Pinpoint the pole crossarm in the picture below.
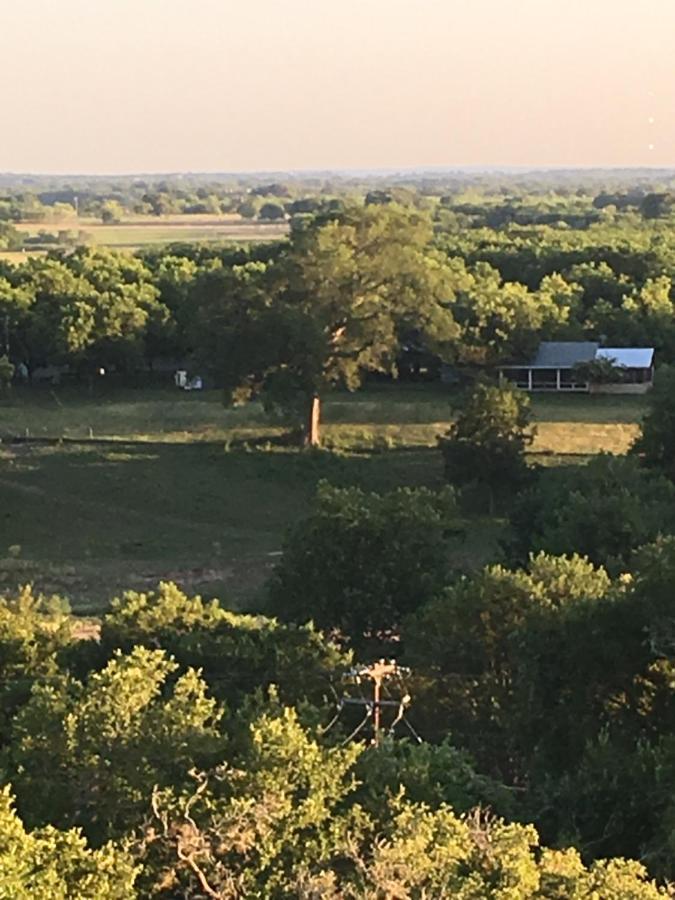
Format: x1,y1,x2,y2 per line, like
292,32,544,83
343,659,414,747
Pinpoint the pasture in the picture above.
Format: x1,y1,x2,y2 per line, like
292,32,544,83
6,214,288,253
0,383,646,612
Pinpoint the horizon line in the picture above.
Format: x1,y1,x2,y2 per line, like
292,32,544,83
1,164,675,180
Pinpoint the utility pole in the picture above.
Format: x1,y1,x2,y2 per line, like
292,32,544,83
343,659,411,747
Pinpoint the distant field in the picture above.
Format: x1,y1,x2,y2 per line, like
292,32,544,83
2,214,288,257
0,383,646,611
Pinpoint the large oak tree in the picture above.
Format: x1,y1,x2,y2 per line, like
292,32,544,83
198,203,461,445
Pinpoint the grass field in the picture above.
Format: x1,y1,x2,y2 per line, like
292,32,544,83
0,383,646,612
2,215,288,256
0,383,644,451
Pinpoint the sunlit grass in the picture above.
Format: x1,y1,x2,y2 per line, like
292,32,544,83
0,382,646,611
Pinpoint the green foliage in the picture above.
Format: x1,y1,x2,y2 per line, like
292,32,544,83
535,734,675,875
641,192,675,220
439,380,534,504
0,787,137,899
96,581,350,709
135,704,670,898
193,203,462,443
1,570,674,891
100,199,125,224
573,356,626,384
589,278,675,357
449,263,574,365
9,249,167,373
0,221,23,250
269,482,460,652
7,646,223,844
2,173,675,891
403,553,612,776
634,365,675,477
0,587,73,732
258,201,286,220
510,454,675,567
336,803,669,899
137,705,362,897
354,737,514,820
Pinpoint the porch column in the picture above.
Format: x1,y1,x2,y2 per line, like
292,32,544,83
527,369,533,391
556,368,561,391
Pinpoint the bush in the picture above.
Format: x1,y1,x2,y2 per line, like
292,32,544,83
94,581,349,709
269,482,461,653
634,365,675,478
439,381,534,510
510,454,675,568
403,553,612,775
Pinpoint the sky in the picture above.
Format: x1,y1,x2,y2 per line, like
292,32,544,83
2,0,674,174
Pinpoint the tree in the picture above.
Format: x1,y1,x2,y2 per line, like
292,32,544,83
510,454,675,567
91,581,350,710
0,222,23,251
641,192,674,220
439,380,534,508
203,204,461,446
258,201,286,221
136,705,362,897
403,552,612,776
573,356,625,385
7,646,223,845
135,701,669,898
520,539,675,873
354,737,513,821
634,365,675,477
269,482,460,652
236,198,259,219
100,200,125,224
13,250,167,373
0,274,34,359
589,278,675,359
0,787,137,899
0,587,73,735
450,264,573,365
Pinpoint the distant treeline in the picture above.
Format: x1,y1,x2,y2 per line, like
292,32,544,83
0,198,673,356
0,169,673,230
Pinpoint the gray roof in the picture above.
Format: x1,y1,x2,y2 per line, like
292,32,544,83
501,341,655,370
532,342,599,367
502,342,598,369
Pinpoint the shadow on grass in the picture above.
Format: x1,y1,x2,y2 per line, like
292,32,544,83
0,438,448,612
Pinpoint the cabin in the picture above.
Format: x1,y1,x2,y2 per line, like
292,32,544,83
498,342,654,394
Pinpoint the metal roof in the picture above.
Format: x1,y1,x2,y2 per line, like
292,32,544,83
500,342,654,370
595,347,654,368
501,342,598,369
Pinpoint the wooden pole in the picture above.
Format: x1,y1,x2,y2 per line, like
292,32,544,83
306,394,321,447
373,675,381,746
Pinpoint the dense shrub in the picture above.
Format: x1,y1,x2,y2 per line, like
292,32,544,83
269,482,461,652
95,581,350,709
439,381,534,509
509,454,675,567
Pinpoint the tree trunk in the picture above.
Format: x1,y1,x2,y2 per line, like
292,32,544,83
305,394,321,447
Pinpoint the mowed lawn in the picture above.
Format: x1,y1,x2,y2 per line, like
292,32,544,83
0,383,646,612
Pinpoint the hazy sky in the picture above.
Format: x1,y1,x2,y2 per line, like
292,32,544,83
3,0,674,173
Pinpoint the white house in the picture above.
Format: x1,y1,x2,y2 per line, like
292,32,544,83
498,342,654,394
